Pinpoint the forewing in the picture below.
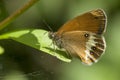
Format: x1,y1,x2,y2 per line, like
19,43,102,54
57,9,107,35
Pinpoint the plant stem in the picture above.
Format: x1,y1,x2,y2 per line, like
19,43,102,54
0,0,39,30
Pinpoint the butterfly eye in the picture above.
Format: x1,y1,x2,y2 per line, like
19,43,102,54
84,33,89,38
48,32,56,39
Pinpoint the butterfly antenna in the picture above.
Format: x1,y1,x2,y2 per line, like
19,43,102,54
42,19,53,32
42,19,57,53
41,19,58,55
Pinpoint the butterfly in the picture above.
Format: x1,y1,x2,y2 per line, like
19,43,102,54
49,9,107,65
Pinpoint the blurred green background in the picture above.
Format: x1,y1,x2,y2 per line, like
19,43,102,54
0,0,120,80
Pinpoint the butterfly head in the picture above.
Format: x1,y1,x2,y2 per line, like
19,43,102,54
48,32,63,49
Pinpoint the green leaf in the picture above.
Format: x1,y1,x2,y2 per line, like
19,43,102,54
0,46,4,55
0,29,71,62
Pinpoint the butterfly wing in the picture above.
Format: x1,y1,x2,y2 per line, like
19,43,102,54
60,31,106,65
57,9,107,35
